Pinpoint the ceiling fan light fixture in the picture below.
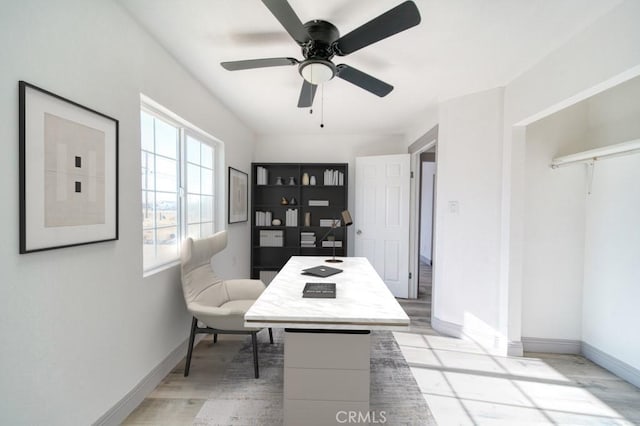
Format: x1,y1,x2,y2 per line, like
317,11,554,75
299,59,335,85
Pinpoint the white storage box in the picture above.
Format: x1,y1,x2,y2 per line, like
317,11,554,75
259,230,284,247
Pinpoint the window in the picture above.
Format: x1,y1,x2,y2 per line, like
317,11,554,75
140,102,221,273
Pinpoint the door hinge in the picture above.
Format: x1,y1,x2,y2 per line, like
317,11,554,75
410,171,414,178
409,272,412,279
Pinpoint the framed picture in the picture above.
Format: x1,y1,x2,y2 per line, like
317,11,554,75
228,167,248,224
19,81,119,253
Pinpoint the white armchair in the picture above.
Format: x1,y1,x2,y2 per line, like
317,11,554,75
180,230,273,378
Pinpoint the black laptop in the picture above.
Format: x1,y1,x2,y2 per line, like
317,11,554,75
301,265,343,278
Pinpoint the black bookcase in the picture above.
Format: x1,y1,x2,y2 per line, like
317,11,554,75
251,162,348,281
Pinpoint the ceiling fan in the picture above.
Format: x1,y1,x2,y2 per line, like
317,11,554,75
221,0,421,108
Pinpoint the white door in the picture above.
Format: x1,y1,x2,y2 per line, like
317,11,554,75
355,154,410,297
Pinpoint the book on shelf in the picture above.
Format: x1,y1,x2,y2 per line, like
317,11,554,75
308,200,329,206
300,231,316,246
256,166,269,185
321,240,343,248
302,282,336,298
255,210,273,226
285,208,298,227
323,169,344,186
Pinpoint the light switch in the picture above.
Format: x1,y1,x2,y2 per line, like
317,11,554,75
448,201,459,214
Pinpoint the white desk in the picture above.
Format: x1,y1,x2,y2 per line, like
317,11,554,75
245,256,409,426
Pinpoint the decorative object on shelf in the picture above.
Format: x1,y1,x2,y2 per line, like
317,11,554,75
275,176,283,185
19,81,119,253
310,175,317,185
304,211,311,227
271,218,282,226
289,196,297,205
287,176,296,185
228,167,249,223
302,172,310,186
319,210,353,263
280,197,289,205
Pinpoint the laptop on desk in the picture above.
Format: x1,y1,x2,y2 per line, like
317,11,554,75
301,265,343,278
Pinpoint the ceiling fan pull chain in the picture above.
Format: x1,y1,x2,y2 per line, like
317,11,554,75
320,84,325,128
310,65,314,114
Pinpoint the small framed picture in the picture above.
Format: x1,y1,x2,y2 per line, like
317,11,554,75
228,167,248,223
19,81,119,253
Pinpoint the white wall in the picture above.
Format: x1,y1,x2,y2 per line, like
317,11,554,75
255,133,405,255
433,87,505,347
521,103,588,340
0,1,254,424
583,155,640,370
420,161,436,262
582,76,640,371
503,0,640,350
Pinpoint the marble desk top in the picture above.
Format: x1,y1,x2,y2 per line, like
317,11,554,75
245,256,410,330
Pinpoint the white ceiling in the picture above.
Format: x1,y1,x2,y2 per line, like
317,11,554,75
119,0,621,136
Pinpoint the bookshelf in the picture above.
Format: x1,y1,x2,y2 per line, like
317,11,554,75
251,162,348,282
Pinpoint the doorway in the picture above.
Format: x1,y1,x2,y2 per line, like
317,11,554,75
408,125,437,329
417,152,435,322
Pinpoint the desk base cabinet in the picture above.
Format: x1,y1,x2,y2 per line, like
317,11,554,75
283,330,371,426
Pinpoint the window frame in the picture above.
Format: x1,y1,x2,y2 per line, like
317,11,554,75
140,96,224,276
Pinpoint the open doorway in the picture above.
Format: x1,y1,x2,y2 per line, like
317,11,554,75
407,125,437,331
417,151,436,322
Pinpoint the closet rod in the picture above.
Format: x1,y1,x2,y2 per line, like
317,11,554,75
551,138,640,169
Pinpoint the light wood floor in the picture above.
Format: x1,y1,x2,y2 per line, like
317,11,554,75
124,262,640,425
395,262,640,425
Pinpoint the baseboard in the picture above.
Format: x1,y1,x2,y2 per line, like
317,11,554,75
93,335,199,426
507,341,524,357
433,316,524,356
431,316,463,338
582,342,640,389
522,337,582,354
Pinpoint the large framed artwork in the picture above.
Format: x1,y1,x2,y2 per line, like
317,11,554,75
228,167,248,224
19,81,119,253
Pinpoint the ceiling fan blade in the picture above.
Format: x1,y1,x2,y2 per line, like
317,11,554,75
262,0,310,45
336,64,393,97
221,57,298,71
297,80,317,108
334,1,421,56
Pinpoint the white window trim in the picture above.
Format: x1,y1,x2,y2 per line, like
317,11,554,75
141,94,225,276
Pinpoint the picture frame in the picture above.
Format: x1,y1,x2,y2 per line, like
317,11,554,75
228,167,248,224
19,81,119,253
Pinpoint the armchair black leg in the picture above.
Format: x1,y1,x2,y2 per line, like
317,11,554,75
213,334,218,344
251,331,259,378
184,317,198,377
268,328,274,344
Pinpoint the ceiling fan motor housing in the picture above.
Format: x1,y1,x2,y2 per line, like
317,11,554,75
301,20,340,60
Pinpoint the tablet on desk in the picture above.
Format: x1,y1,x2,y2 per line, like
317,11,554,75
301,265,343,278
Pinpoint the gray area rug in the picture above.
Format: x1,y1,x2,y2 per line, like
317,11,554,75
194,329,436,425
